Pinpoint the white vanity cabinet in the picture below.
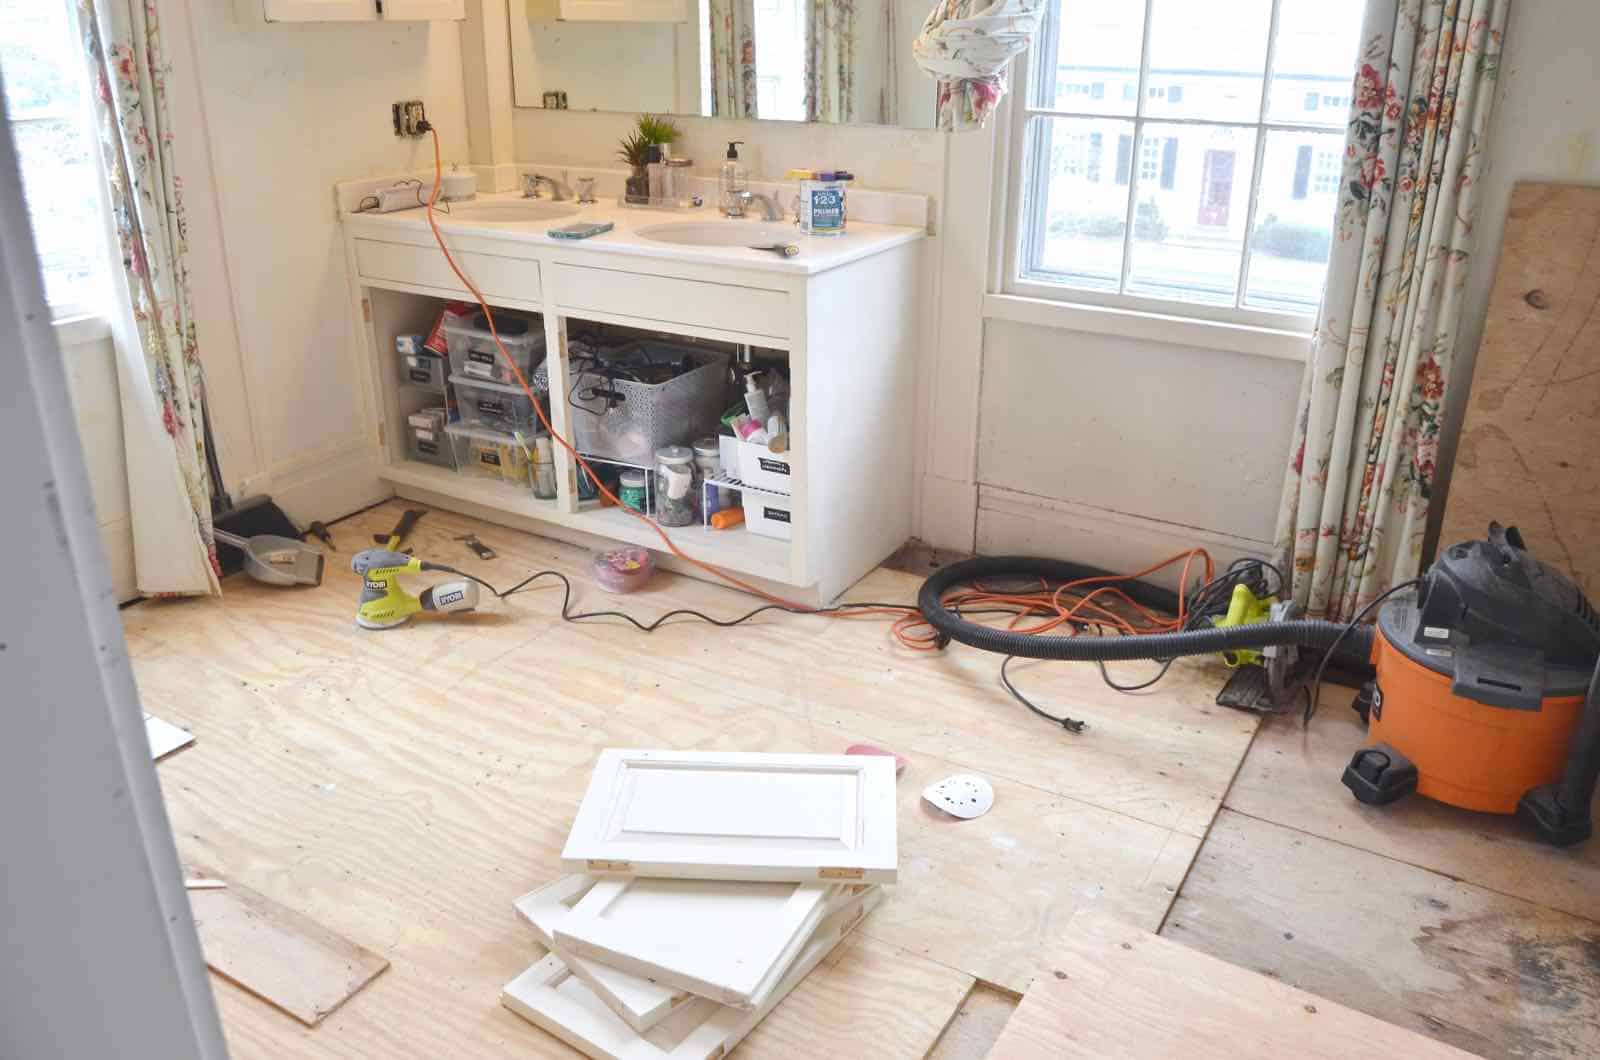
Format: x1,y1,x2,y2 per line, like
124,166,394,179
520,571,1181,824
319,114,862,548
340,201,923,604
260,0,464,23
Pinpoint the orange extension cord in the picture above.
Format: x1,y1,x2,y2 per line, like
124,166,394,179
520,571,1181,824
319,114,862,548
420,128,1214,650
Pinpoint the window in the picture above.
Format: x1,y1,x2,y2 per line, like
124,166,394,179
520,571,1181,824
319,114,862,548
1010,0,1363,323
1311,149,1340,195
0,0,107,316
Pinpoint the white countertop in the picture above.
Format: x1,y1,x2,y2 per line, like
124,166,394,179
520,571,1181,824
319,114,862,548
341,192,926,277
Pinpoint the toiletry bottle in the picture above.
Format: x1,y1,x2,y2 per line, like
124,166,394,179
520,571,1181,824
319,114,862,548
744,372,771,422
666,155,693,206
646,144,665,203
720,141,748,216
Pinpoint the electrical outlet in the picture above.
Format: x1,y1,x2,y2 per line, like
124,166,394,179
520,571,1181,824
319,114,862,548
391,100,428,138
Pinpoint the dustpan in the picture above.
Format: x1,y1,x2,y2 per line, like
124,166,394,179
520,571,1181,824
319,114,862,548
212,529,325,587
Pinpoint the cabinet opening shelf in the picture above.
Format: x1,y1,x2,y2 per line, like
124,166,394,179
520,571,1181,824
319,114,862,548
380,460,793,584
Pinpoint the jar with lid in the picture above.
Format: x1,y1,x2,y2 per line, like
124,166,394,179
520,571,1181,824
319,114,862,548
531,436,557,500
653,445,698,526
618,469,648,512
692,436,723,515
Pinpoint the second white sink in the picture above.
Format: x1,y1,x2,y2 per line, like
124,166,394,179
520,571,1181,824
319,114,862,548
637,222,798,248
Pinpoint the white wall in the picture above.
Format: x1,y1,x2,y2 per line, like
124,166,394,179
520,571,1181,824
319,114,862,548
1431,0,1600,552
166,1,472,525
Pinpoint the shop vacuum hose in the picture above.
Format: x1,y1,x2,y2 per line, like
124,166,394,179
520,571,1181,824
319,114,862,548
917,556,1369,662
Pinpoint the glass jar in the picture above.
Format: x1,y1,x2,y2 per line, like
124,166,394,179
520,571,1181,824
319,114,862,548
653,445,697,526
619,469,648,512
692,436,722,515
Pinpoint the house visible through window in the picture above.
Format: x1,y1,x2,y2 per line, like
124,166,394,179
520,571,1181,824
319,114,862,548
1011,0,1364,322
0,0,107,317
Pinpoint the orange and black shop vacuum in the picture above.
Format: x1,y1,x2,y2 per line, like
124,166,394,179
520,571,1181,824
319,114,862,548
917,523,1600,846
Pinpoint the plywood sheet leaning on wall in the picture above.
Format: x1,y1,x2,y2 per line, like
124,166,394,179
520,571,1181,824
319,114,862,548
1442,182,1600,596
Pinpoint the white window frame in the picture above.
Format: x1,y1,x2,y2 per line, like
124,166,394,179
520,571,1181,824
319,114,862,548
3,1,112,323
1001,0,1349,335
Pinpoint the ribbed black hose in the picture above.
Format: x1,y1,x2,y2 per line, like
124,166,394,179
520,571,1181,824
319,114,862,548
918,556,1369,662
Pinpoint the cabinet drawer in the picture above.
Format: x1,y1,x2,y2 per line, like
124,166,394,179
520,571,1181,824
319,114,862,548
553,263,787,339
355,239,542,303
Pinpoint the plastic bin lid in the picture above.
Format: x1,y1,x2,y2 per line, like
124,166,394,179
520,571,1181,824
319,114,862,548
444,422,532,444
444,311,533,336
448,373,538,395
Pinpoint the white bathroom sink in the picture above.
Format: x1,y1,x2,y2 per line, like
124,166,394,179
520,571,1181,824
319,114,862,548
636,222,798,249
445,200,580,223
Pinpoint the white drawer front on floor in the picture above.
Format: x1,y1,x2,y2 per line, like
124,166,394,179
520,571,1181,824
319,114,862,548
553,264,787,339
560,749,898,882
355,239,542,303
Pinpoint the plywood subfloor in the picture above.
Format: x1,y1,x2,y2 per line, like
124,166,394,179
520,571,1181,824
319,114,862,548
1441,181,1600,598
1164,681,1600,1060
126,500,1254,1058
992,910,1474,1058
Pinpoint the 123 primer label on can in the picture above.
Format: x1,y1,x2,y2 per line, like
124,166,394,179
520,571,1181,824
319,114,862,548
807,188,844,232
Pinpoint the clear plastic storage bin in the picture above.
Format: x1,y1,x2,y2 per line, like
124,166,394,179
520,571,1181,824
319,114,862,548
399,350,448,390
568,340,729,466
451,374,542,434
446,423,532,487
444,311,546,385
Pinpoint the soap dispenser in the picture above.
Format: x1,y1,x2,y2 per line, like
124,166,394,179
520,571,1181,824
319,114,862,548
720,141,748,217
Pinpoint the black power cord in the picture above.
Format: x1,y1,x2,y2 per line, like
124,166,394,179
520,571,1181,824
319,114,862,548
428,564,923,633
994,557,1286,733
1303,578,1422,725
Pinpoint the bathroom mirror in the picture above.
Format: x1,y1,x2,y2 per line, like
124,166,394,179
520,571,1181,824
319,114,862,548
509,0,939,129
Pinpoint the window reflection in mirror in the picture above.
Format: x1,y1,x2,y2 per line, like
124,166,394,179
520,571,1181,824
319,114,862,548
509,0,940,129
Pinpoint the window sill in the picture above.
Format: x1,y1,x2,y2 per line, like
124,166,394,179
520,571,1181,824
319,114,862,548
983,293,1312,363
53,312,113,348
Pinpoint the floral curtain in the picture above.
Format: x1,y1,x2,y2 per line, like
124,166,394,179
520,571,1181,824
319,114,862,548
882,2,900,125
708,0,758,120
1276,0,1509,621
912,0,1045,131
79,0,219,596
805,0,856,124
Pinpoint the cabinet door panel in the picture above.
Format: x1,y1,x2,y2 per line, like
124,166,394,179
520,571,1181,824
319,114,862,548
263,0,375,21
381,0,465,19
559,749,898,882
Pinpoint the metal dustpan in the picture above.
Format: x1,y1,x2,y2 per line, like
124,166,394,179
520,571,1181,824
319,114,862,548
212,529,325,587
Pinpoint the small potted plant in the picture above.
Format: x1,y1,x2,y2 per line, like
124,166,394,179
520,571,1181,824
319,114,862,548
618,114,682,205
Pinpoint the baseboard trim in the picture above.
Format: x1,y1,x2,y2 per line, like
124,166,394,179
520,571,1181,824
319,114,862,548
976,485,1274,589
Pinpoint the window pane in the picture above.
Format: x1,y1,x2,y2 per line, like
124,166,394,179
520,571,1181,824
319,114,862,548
1,1,105,312
1022,116,1132,292
1243,130,1341,314
13,118,105,309
0,2,79,120
1034,0,1144,116
1144,0,1272,122
1264,0,1365,127
1126,123,1257,306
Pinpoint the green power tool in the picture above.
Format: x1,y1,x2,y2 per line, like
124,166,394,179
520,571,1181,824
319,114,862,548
352,549,481,630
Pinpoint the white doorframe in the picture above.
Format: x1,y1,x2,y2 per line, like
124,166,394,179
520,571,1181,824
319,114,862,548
0,102,227,1060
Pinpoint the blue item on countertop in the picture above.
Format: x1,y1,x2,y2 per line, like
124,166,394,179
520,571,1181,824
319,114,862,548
550,221,615,240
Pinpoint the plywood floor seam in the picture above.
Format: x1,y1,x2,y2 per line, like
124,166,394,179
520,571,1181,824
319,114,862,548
127,500,1252,1058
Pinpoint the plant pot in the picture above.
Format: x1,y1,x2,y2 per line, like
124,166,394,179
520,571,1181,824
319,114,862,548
625,168,649,205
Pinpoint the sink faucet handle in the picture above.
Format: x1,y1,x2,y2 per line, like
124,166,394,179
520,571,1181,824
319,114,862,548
521,172,542,199
574,176,597,204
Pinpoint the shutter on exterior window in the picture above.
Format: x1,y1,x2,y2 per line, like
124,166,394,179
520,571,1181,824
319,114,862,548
1115,135,1132,185
1293,145,1312,200
1160,139,1178,189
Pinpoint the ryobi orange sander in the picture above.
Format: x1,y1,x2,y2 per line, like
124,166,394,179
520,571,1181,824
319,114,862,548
916,523,1600,845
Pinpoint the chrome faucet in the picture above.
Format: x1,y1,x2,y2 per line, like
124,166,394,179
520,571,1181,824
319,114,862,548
724,190,783,222
523,172,573,201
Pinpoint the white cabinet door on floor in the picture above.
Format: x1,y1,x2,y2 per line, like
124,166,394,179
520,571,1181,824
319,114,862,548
551,0,689,22
261,0,464,20
380,0,465,18
560,750,899,883
262,0,374,19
